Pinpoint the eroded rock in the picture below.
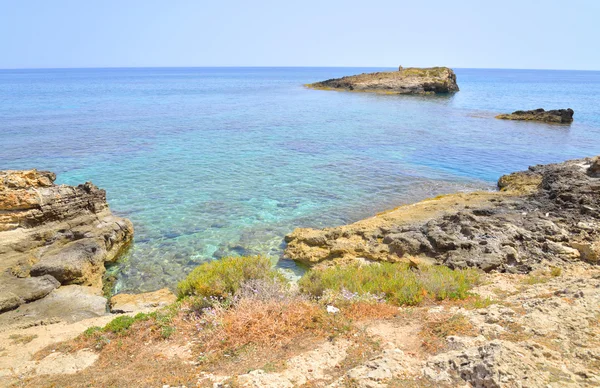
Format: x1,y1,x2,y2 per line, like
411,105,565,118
0,274,60,312
0,170,133,324
285,156,600,272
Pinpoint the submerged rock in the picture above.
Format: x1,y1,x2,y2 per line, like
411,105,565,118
496,108,574,123
0,170,133,322
285,156,600,273
307,67,459,95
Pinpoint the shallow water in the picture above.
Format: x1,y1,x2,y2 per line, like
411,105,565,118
1,67,599,292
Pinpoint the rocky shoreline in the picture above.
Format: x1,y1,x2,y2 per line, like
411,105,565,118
0,170,146,330
1,156,599,387
285,156,600,272
307,67,459,95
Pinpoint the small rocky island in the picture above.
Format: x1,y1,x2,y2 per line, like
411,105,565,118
496,108,574,123
0,170,136,327
307,66,459,95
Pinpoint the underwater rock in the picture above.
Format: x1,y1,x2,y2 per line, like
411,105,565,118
307,67,459,95
495,108,574,123
285,156,600,273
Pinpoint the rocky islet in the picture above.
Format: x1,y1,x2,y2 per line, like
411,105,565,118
307,66,459,95
496,108,575,123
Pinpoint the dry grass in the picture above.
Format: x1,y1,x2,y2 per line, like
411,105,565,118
8,334,38,344
21,312,198,387
419,313,475,354
197,298,330,359
340,301,400,321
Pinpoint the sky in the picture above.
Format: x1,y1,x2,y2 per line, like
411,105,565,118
1,0,598,70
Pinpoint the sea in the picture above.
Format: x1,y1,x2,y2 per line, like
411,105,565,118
1,67,599,292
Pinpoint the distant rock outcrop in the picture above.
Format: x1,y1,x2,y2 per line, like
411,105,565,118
496,108,574,123
285,156,600,273
307,67,459,95
0,170,133,324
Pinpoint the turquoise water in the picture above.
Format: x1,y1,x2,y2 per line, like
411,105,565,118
1,67,600,292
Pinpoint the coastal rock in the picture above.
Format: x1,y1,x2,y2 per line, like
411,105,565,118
0,170,133,321
285,156,600,273
0,274,60,313
589,156,600,177
496,108,574,123
30,240,107,288
109,288,177,313
307,67,459,95
0,286,108,331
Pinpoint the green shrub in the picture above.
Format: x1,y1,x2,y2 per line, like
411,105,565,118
103,315,137,334
177,256,284,299
299,262,479,306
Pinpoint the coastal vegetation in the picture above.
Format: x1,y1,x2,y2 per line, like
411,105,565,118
176,255,284,299
299,262,479,305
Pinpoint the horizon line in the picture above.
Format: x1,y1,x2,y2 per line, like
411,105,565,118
1,65,599,72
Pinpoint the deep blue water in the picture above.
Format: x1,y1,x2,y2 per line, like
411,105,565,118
1,67,599,292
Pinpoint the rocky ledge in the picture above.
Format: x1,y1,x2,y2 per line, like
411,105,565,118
285,156,600,272
307,66,459,95
496,108,574,123
0,170,134,327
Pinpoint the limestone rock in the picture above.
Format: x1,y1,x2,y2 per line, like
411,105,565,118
285,156,600,272
0,169,133,325
0,293,23,314
307,67,459,95
424,340,545,387
0,286,107,330
34,349,98,376
496,108,574,123
0,274,60,312
589,156,600,177
30,240,107,287
109,288,177,313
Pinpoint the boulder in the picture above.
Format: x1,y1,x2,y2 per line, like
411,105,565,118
588,156,600,177
307,67,459,95
109,288,177,313
30,240,107,288
495,108,574,123
0,274,60,312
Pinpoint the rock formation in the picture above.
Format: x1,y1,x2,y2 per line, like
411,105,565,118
496,108,574,123
0,170,133,325
109,288,177,314
307,67,459,95
285,156,600,273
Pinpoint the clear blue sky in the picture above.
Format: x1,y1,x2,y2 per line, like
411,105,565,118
1,0,598,70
